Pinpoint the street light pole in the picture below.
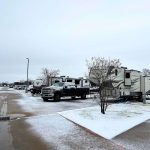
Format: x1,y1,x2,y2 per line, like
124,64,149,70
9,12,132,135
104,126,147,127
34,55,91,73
26,58,29,93
143,76,146,104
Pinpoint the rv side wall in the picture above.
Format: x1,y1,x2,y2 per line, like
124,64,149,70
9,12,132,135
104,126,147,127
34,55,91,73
130,71,141,92
140,76,145,94
144,76,150,93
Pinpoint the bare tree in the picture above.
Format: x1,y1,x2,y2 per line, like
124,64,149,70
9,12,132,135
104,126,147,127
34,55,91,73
142,68,150,76
41,68,60,86
87,57,121,114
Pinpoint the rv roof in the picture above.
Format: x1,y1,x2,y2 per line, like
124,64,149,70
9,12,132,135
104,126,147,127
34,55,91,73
129,69,141,72
121,67,127,69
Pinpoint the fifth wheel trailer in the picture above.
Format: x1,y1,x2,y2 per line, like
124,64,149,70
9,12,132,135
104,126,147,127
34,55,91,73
89,66,150,101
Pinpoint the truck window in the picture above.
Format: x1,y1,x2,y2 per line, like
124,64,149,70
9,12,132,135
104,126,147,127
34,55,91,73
53,82,64,87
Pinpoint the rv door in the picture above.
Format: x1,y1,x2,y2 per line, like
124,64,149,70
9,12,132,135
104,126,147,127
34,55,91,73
124,71,131,86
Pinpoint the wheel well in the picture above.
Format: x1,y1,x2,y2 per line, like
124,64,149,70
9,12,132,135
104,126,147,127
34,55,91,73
54,92,61,97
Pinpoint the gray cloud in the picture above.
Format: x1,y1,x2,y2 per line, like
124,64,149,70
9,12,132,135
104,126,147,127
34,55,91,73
0,0,150,82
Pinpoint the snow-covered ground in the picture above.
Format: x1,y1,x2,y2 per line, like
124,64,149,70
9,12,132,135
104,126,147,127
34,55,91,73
0,87,6,91
2,88,150,142
13,90,97,115
59,102,150,139
0,95,6,100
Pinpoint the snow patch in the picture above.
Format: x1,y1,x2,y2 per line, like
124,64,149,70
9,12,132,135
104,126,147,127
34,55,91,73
0,96,7,100
59,103,150,139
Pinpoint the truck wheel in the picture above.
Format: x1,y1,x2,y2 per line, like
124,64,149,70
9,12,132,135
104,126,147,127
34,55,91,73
81,94,86,99
54,94,60,101
71,96,76,100
43,98,48,102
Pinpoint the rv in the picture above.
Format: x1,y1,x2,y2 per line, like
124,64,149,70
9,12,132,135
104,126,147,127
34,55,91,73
30,79,46,95
14,82,27,90
48,76,90,87
89,66,150,101
63,77,89,87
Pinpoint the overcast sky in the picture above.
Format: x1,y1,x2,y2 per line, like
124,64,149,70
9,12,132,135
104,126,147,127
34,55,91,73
0,0,150,82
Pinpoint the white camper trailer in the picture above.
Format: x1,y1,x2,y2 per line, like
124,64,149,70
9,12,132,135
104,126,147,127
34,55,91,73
89,66,150,101
111,68,150,100
49,76,90,87
30,79,46,95
111,68,141,95
64,77,89,87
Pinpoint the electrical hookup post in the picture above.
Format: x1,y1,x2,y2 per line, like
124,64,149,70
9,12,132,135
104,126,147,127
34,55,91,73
141,76,146,104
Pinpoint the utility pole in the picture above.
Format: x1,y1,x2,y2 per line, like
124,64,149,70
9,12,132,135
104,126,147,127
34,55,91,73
26,58,29,93
143,76,146,104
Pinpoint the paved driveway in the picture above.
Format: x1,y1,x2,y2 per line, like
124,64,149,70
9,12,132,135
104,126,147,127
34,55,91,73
113,119,150,150
10,114,125,150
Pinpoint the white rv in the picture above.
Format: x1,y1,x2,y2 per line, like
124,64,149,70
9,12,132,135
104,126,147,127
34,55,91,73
111,67,150,97
30,79,46,95
64,77,90,87
49,76,90,88
110,68,141,95
89,66,150,101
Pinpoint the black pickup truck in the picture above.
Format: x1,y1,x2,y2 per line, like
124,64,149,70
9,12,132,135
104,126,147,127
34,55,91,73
41,82,89,101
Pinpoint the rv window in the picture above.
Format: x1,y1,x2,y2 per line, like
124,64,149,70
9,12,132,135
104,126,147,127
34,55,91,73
67,79,72,82
126,72,130,78
85,80,88,83
55,80,60,83
75,80,80,84
115,69,118,76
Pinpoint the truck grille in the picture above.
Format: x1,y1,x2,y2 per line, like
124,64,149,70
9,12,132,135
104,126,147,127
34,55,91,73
42,89,52,94
42,90,49,94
